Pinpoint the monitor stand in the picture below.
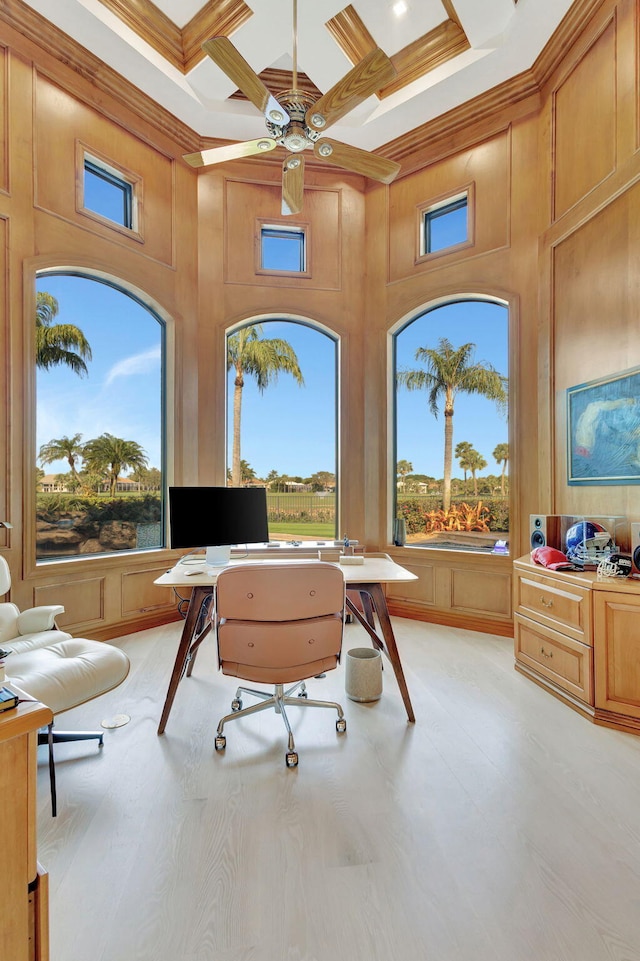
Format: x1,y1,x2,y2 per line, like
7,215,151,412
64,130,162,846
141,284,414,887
205,545,231,567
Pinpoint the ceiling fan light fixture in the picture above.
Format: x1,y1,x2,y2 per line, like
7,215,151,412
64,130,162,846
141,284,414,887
269,109,286,123
317,142,333,158
257,140,272,151
286,157,302,169
310,112,326,128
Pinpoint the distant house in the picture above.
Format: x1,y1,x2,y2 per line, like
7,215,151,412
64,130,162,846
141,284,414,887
39,474,69,493
114,477,139,492
38,475,140,493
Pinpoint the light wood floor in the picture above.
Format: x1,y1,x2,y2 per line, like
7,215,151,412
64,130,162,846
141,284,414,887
37,616,640,961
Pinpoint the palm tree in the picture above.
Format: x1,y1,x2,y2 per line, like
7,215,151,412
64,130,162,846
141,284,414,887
396,459,413,491
493,442,509,495
38,433,85,483
36,291,92,376
397,338,507,511
240,460,256,484
82,433,148,497
466,449,487,495
227,325,304,487
455,441,473,492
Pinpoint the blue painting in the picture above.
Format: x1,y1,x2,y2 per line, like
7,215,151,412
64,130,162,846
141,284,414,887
568,366,640,485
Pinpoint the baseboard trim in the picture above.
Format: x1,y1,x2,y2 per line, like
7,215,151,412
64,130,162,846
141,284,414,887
387,600,514,637
88,610,182,642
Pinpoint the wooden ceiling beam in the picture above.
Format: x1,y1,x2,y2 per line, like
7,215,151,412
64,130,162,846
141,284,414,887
96,0,252,74
325,4,470,100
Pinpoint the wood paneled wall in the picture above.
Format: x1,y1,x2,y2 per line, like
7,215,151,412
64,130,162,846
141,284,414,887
539,0,640,535
0,0,637,639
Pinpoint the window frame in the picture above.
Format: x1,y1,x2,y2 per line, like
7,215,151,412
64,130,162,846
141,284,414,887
31,268,167,571
415,185,474,263
76,143,144,242
389,295,511,557
255,221,310,278
224,316,340,541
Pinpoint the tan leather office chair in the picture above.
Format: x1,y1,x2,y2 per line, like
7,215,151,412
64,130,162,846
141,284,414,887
0,555,130,815
213,561,347,767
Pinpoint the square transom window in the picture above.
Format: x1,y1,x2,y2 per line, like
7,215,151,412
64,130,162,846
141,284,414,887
261,227,306,272
422,195,468,255
83,158,134,229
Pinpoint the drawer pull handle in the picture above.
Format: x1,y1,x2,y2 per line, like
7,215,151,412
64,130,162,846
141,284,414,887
540,646,553,659
539,596,553,608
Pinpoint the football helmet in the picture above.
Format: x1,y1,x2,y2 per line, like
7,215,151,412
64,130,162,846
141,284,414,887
565,521,613,564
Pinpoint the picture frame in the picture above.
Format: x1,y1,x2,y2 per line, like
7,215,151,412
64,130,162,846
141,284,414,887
567,365,640,485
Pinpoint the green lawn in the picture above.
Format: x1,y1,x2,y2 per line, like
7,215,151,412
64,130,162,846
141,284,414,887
269,522,335,539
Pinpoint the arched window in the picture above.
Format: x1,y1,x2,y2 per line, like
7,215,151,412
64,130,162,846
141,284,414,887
393,299,509,554
35,273,164,561
226,318,338,542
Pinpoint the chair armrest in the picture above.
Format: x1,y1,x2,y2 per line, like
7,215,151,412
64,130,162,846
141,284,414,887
16,605,65,635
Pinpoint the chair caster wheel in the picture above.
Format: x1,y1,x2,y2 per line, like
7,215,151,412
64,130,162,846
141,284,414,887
297,691,308,699
336,718,347,734
231,698,242,711
215,735,226,752
286,751,299,768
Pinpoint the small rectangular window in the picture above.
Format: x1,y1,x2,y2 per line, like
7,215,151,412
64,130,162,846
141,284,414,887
83,158,133,229
261,227,306,272
422,195,468,255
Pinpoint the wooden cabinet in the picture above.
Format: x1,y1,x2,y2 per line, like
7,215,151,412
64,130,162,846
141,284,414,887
514,566,591,642
514,557,640,735
593,590,640,728
0,697,52,961
514,613,593,703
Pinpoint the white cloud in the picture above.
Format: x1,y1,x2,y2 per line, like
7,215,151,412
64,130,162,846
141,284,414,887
104,345,160,386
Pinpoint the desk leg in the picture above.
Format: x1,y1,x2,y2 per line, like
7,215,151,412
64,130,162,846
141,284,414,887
158,586,211,735
346,583,415,723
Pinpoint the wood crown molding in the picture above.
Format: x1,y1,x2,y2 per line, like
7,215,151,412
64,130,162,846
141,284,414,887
0,0,611,178
100,0,469,98
96,0,252,74
377,0,607,170
530,0,611,88
0,0,200,150
380,70,541,168
325,4,470,99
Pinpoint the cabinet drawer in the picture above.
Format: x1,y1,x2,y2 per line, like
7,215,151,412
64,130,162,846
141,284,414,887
515,613,593,704
514,570,591,643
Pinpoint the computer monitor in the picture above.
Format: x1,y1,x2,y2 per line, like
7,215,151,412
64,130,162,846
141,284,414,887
169,486,269,567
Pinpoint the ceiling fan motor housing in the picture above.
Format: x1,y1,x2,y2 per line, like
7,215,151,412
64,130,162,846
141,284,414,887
266,91,321,152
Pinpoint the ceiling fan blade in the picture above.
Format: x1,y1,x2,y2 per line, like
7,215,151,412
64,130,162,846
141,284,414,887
306,48,396,133
183,138,277,168
202,37,290,126
313,138,400,185
282,156,305,216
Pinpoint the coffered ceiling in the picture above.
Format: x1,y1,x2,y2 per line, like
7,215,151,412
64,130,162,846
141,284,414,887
19,0,576,152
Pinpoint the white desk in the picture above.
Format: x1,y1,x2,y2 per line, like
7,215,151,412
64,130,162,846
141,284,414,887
154,553,418,732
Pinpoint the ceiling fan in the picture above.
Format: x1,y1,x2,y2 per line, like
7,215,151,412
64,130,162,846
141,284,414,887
183,0,401,215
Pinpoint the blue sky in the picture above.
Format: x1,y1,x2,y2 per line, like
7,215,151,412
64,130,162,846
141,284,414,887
395,301,509,479
36,274,162,474
227,321,337,478
36,279,508,483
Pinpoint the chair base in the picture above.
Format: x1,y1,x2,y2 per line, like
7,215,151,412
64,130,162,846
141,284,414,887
38,723,104,817
215,681,346,767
